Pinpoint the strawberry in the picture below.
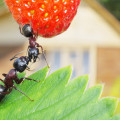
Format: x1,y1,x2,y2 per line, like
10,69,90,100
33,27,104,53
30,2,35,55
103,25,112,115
5,0,81,37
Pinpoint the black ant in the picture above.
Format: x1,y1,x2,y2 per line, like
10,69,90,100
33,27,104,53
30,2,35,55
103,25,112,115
20,24,49,66
0,55,40,102
0,24,49,102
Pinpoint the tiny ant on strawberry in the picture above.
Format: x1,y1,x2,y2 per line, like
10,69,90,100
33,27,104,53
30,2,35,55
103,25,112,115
19,24,49,66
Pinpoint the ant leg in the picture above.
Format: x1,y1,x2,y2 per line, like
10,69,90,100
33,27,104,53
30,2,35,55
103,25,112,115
15,76,39,84
0,79,4,84
26,46,29,56
26,67,34,71
26,62,35,71
13,85,33,101
38,56,41,61
10,51,25,61
26,68,35,71
24,77,40,82
14,77,24,84
37,44,50,68
33,56,37,63
26,64,30,70
0,91,10,95
37,28,39,36
10,57,18,61
35,27,39,39
25,64,35,71
0,88,12,95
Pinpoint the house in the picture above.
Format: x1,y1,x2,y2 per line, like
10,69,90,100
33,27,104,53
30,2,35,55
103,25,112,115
37,0,120,95
0,0,120,95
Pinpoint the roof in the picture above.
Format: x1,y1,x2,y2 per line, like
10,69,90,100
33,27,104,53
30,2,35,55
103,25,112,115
85,0,120,34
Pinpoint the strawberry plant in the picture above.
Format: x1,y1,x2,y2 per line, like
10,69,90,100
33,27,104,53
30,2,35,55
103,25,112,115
4,0,81,37
0,66,120,120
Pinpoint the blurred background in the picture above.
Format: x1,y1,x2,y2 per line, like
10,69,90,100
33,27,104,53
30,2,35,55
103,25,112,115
0,0,120,113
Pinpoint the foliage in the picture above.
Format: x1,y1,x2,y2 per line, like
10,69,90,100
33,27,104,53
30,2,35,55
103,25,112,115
98,0,120,20
0,66,120,120
110,77,120,113
0,0,4,7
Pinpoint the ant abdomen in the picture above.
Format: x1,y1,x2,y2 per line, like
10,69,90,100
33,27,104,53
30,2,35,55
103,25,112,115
0,85,7,101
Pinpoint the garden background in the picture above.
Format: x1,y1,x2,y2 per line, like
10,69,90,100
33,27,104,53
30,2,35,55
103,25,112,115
0,0,120,113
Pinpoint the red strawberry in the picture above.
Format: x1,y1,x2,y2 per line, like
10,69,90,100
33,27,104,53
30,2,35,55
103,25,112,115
5,0,81,37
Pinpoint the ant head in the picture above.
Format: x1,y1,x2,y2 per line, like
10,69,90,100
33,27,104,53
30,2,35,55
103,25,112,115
13,56,30,72
21,24,33,37
28,48,39,63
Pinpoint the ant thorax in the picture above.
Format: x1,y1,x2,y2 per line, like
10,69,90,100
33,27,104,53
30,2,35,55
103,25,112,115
29,38,37,48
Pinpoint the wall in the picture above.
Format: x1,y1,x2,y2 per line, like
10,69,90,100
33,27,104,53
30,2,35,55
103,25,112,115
97,47,120,95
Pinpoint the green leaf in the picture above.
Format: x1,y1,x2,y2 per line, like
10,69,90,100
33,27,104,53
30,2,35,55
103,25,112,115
111,114,120,120
0,66,119,120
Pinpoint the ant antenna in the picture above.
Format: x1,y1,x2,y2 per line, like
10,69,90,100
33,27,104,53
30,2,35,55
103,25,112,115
42,51,50,68
10,51,25,61
36,56,41,62
13,86,34,101
26,64,30,69
38,46,50,68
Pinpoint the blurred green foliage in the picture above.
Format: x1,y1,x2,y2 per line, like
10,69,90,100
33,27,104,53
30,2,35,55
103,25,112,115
0,0,4,7
110,77,120,113
98,0,120,20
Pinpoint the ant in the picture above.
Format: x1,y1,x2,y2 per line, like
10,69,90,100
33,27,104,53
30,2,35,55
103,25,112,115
0,54,40,102
19,24,49,66
0,24,49,102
